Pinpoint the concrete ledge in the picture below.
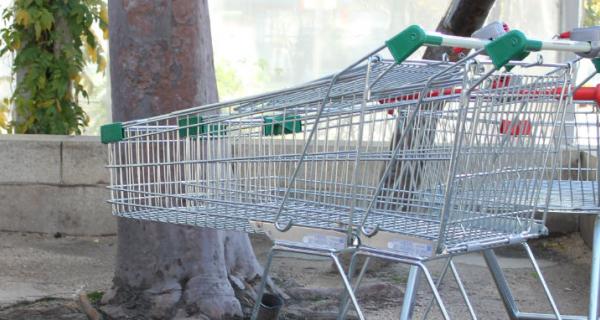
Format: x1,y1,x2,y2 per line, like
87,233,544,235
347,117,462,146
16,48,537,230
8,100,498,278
0,184,115,235
546,212,579,235
0,134,590,238
62,137,109,185
0,135,61,184
0,134,115,236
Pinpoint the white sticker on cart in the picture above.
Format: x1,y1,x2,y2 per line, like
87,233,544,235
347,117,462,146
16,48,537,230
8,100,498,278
302,234,346,250
387,239,433,257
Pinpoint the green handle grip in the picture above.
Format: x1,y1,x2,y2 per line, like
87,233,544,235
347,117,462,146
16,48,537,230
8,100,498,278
485,30,542,69
387,25,544,69
386,25,442,64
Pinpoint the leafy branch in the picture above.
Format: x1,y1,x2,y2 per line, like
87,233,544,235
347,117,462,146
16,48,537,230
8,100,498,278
0,0,108,134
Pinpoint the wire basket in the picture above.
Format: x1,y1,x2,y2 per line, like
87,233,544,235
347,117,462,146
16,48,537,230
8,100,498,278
104,57,573,256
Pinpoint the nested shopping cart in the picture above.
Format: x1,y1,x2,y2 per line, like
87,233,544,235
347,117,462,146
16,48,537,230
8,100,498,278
367,29,600,320
478,83,600,320
395,26,600,320
101,25,599,319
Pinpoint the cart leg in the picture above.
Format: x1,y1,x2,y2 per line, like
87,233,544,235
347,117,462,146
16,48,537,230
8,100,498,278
422,257,452,319
400,265,421,320
251,247,277,320
417,263,451,320
522,243,562,320
331,253,366,320
338,255,371,320
589,215,600,320
449,260,477,320
483,249,520,320
337,251,359,320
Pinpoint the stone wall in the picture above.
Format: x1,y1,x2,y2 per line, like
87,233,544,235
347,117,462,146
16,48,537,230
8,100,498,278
0,135,115,236
0,134,592,237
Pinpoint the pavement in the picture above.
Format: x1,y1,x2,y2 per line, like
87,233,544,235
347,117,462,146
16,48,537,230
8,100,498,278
0,231,593,319
0,232,115,307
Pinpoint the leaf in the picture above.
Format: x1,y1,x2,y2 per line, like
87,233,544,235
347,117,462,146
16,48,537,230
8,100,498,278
0,107,7,130
99,4,108,24
4,0,104,135
85,43,97,62
39,9,54,31
71,72,81,83
10,37,21,51
15,9,30,26
102,27,108,40
37,75,46,89
96,55,106,73
34,22,42,40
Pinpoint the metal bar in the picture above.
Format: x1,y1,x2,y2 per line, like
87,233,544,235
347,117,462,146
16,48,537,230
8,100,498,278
251,247,278,320
450,260,477,320
417,262,452,320
483,249,521,320
400,265,421,320
331,253,366,320
590,215,600,320
422,257,452,319
522,243,562,319
437,33,592,53
339,255,371,320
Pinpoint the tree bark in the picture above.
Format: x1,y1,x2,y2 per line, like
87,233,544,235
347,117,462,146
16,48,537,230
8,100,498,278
102,1,262,319
423,0,496,61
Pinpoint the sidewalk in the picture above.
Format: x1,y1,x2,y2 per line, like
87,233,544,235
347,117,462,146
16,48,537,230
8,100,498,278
0,232,115,307
0,231,593,319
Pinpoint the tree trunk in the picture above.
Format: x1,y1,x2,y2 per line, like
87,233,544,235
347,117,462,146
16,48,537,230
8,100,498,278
423,0,496,61
381,0,496,209
101,1,262,319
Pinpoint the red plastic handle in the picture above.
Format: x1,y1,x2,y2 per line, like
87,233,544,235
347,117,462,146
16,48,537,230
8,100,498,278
558,31,571,39
573,85,600,104
382,83,600,114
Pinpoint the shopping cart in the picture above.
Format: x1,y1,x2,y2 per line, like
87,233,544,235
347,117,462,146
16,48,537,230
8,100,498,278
336,26,600,320
103,44,469,320
337,60,578,320
101,25,598,320
342,25,597,319
479,86,600,320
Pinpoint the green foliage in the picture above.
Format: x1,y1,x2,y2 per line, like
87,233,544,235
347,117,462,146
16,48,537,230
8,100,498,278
215,59,242,100
86,290,104,304
584,0,600,27
0,0,108,134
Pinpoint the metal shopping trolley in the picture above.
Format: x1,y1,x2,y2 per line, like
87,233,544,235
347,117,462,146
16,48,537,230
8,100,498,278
103,43,469,319
480,85,600,320
338,59,577,320
101,25,598,319
436,26,600,320
370,24,600,319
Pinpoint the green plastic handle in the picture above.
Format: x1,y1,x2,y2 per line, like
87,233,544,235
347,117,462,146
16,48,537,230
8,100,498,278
386,25,442,64
485,30,542,69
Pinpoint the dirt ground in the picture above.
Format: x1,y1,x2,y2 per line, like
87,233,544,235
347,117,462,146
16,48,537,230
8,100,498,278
0,230,593,319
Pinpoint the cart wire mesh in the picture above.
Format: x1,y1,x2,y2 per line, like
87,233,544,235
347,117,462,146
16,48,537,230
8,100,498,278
538,101,600,214
105,58,574,254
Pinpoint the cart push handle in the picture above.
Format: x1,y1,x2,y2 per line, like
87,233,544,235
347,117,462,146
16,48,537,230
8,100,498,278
386,24,597,69
574,85,600,104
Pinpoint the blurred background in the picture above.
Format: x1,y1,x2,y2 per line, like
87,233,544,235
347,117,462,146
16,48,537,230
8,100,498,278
0,0,593,135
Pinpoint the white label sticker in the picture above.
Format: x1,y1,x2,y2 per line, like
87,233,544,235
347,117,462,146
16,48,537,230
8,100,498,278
387,239,434,257
302,234,346,250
